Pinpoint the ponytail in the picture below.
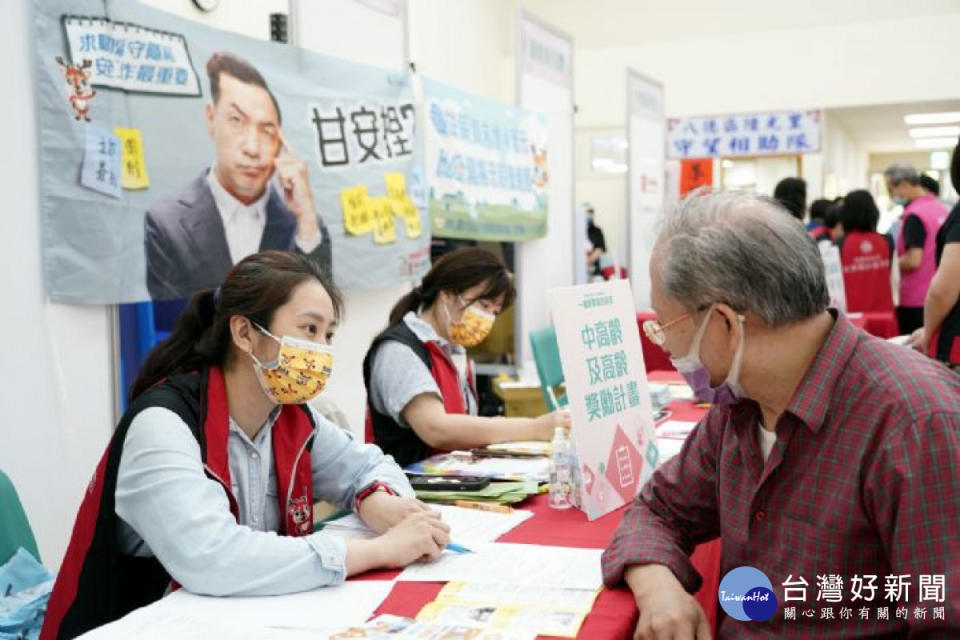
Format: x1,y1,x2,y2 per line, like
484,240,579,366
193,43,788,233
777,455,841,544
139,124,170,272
388,286,423,326
129,288,226,401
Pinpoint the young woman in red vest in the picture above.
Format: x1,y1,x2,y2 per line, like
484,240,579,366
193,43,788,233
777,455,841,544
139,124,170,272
363,248,569,468
43,251,449,640
837,190,895,314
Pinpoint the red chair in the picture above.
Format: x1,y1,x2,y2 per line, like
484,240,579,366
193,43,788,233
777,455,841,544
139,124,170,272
637,311,675,373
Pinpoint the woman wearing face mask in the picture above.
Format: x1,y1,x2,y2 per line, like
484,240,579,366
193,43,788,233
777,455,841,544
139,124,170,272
364,247,570,468
43,251,449,640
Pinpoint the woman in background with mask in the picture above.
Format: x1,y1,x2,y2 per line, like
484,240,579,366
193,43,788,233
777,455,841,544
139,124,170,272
43,251,448,640
364,247,569,467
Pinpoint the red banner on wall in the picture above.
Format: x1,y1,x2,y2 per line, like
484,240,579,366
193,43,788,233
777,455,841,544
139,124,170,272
680,158,713,195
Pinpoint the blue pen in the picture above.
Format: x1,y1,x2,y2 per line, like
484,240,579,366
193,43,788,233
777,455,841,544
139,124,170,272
446,542,473,554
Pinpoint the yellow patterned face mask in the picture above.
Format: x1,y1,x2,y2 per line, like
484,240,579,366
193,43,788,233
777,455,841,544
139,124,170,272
445,296,496,347
249,323,333,405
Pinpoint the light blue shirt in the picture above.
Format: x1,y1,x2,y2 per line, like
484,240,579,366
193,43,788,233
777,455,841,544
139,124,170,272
114,404,412,597
368,312,477,428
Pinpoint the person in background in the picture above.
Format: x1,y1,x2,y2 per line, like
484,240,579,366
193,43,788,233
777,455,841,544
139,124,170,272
364,248,569,468
884,164,949,334
807,198,832,241
911,139,960,371
823,199,843,243
920,174,940,198
773,176,806,221
584,202,607,277
43,252,448,640
603,189,959,639
837,190,894,313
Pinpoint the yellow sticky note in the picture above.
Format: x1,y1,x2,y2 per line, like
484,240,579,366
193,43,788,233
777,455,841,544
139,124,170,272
340,185,374,236
401,201,422,239
113,128,150,189
370,197,397,245
384,172,407,201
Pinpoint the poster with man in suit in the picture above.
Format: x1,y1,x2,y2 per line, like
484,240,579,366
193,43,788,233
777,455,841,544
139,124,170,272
144,52,331,300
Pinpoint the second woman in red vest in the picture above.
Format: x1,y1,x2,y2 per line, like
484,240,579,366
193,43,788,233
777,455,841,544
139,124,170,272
364,248,570,467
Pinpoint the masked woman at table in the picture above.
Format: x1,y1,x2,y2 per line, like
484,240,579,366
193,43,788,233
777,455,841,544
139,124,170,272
363,247,570,468
43,251,449,640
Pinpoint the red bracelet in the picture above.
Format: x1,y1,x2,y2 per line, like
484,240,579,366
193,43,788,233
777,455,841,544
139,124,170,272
354,481,397,510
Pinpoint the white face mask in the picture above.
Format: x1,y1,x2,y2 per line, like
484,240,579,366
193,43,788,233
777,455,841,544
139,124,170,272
669,305,746,405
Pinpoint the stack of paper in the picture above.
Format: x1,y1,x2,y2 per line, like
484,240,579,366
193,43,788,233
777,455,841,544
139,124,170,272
78,582,395,639
397,543,603,591
405,452,549,482
322,504,534,548
415,582,600,638
484,440,552,455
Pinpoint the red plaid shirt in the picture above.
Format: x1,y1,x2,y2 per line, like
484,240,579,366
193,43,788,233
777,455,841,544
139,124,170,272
603,314,960,638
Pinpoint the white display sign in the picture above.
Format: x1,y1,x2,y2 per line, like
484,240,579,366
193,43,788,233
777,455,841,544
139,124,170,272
819,242,848,313
549,280,658,520
627,70,665,309
667,109,822,159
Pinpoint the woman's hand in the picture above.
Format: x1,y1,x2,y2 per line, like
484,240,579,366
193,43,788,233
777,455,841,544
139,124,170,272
377,511,450,567
533,408,571,440
358,491,436,534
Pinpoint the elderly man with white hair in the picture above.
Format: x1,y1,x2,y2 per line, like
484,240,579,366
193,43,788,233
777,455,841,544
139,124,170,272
602,190,959,639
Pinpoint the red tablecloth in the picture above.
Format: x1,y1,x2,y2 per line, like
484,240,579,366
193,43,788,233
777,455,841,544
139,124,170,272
364,385,722,639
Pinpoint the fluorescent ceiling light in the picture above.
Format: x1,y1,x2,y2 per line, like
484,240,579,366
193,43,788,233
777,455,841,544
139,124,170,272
909,126,960,138
904,112,960,125
914,137,956,149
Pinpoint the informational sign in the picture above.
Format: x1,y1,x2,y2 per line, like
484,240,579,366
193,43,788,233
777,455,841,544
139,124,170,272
819,242,848,313
518,14,573,90
667,110,822,159
35,0,429,303
62,15,201,95
424,79,549,241
627,70,665,309
80,124,121,198
549,280,658,521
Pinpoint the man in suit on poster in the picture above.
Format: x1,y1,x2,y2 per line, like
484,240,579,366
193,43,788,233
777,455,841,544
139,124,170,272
145,52,331,300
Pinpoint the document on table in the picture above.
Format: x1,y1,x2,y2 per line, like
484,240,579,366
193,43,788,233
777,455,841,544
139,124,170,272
436,581,600,611
417,602,586,638
322,504,534,547
406,452,550,481
311,614,536,639
77,581,394,639
396,543,603,590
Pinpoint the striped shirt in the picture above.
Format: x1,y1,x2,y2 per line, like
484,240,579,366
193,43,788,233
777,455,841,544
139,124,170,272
603,313,960,638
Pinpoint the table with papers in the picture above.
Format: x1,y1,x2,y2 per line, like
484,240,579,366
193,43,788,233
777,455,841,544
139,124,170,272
80,374,721,639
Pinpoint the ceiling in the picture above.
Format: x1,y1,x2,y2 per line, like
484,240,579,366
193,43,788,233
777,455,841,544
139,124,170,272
826,100,960,153
514,0,960,48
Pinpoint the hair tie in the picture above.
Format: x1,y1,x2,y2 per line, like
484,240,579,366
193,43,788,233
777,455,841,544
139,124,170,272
213,286,222,305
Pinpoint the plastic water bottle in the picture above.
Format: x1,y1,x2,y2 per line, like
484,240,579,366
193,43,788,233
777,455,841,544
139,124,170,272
567,439,582,509
548,427,572,509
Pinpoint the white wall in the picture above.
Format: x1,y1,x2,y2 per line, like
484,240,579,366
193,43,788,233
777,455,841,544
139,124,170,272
1,0,119,571
821,113,869,198
573,13,960,126
408,0,515,103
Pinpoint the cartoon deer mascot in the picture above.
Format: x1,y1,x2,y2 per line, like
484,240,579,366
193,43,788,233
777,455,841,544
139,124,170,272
56,56,97,122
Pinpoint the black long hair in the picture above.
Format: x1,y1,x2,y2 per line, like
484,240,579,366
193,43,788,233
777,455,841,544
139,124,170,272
385,247,515,329
130,251,341,401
